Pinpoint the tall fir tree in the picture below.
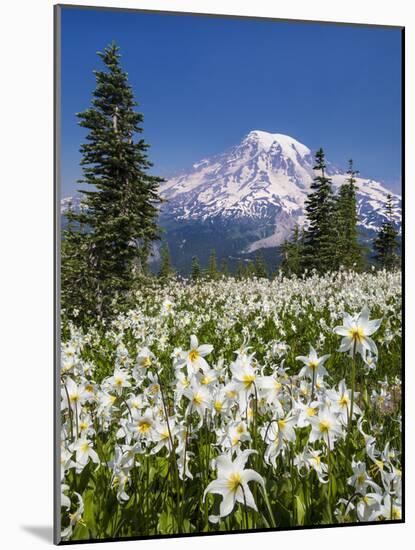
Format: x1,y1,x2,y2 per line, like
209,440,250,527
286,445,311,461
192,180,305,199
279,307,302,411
244,261,256,279
190,255,202,280
207,249,218,280
235,260,245,280
254,251,268,278
334,160,365,271
280,224,304,276
220,257,229,278
303,148,336,273
63,42,163,318
158,242,174,280
373,194,400,270
61,204,96,321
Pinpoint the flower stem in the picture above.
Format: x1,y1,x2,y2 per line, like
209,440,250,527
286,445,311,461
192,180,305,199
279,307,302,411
156,371,182,532
261,486,277,528
240,484,249,530
311,368,316,403
327,442,333,523
347,342,357,459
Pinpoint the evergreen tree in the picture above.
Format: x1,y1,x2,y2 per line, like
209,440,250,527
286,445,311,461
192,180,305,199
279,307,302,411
334,160,365,271
190,255,201,280
280,225,304,276
254,251,268,278
236,260,245,280
158,242,174,279
207,249,218,280
63,42,163,318
244,261,256,279
374,194,400,269
303,148,336,273
220,257,229,278
61,205,96,323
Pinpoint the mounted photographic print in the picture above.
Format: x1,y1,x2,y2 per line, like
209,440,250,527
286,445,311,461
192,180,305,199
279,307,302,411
54,4,404,544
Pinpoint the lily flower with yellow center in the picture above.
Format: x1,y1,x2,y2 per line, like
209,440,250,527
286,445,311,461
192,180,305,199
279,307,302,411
199,367,218,386
179,334,213,376
230,355,258,401
326,379,362,425
334,306,381,358
136,347,155,370
61,492,85,541
161,298,174,315
203,449,264,521
71,436,99,472
295,399,320,428
309,408,343,450
294,447,328,483
348,460,380,493
296,346,330,380
151,419,177,455
263,414,297,466
107,368,131,396
61,377,88,410
183,381,211,421
256,376,284,413
128,410,155,439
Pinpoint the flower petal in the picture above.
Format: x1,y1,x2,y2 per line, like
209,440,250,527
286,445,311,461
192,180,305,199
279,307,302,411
242,469,265,489
190,334,198,350
219,491,236,517
234,449,257,470
198,344,213,357
236,483,258,511
203,478,228,501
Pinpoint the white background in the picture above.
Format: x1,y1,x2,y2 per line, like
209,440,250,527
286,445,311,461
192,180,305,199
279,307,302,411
0,0,412,548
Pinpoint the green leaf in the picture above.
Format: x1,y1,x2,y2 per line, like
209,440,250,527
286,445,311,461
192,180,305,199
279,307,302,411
82,490,97,534
295,495,306,525
158,510,174,534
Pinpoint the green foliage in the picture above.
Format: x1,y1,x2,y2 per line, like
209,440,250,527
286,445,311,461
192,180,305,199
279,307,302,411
244,260,256,279
61,207,97,322
374,194,400,269
191,255,202,280
207,249,218,280
254,251,268,278
303,148,336,273
236,260,245,280
61,272,402,540
281,154,369,277
220,257,229,277
333,160,365,271
280,225,305,276
158,243,174,280
62,42,163,320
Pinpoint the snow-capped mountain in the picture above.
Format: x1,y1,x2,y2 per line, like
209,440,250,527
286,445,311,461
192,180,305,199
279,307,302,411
60,195,83,215
61,130,401,272
159,130,401,252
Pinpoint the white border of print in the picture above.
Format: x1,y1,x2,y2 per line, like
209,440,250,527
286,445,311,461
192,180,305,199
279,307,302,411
1,0,412,548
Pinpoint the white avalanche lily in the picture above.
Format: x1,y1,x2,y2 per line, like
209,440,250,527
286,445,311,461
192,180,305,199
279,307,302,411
309,409,343,450
203,449,264,520
72,437,99,473
231,356,257,394
296,346,330,380
107,368,131,395
181,334,213,376
326,379,362,426
333,306,381,358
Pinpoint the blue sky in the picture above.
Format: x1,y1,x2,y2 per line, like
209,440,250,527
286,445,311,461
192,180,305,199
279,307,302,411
60,7,402,196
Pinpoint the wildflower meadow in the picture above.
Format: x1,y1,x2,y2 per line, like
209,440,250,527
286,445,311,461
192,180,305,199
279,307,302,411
60,269,402,541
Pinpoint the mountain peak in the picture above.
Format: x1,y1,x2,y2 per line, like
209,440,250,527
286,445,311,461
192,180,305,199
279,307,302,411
244,130,311,158
62,129,401,265
156,129,401,251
